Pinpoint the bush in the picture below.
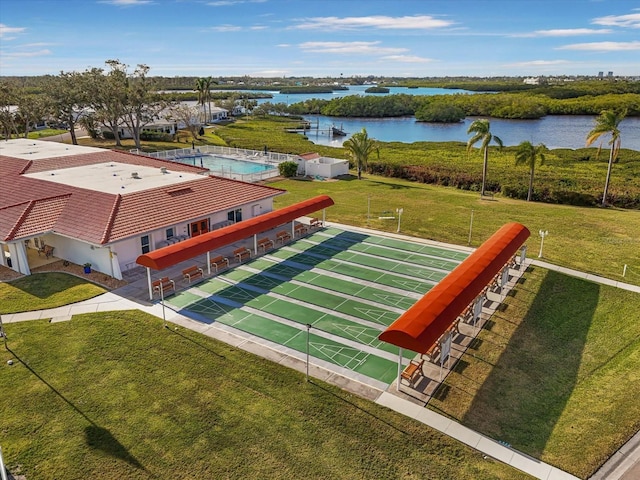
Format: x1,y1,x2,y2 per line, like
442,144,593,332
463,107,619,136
278,161,299,177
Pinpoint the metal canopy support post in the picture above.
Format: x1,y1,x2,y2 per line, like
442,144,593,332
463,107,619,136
253,234,258,256
160,281,167,328
396,347,403,391
291,220,295,238
322,208,326,226
206,251,211,275
147,267,153,300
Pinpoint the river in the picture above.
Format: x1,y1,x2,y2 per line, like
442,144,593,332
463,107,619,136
216,85,640,151
299,114,640,151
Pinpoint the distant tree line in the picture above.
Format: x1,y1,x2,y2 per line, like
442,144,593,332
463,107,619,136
283,90,639,121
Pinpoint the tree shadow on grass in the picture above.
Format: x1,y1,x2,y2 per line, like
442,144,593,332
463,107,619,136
462,269,599,456
84,425,144,470
7,346,148,473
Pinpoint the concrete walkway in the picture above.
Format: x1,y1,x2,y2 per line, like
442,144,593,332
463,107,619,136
2,224,638,480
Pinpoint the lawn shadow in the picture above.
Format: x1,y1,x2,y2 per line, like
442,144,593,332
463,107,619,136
84,425,144,470
7,346,148,474
462,270,599,455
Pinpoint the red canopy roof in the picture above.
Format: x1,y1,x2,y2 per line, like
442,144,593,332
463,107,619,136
136,195,334,270
379,222,530,354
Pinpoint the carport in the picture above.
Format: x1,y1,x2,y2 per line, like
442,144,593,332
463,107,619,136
379,222,530,387
136,195,335,299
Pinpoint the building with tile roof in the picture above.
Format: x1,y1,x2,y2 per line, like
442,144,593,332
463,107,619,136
0,139,285,279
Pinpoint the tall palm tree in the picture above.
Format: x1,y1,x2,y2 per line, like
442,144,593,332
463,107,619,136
467,119,503,197
586,109,626,206
343,128,379,180
194,77,208,124
515,141,547,201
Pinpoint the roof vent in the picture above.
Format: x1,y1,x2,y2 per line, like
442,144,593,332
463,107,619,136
160,167,168,174
131,172,140,179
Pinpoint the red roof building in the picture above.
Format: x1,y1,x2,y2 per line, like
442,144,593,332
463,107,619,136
0,139,284,279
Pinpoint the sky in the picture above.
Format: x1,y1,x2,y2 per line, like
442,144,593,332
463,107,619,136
0,0,639,78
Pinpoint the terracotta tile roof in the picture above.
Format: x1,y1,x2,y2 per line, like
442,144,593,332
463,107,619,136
11,196,70,239
108,176,283,242
1,147,284,245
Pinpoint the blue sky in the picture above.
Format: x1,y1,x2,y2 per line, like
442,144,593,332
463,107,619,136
1,0,639,78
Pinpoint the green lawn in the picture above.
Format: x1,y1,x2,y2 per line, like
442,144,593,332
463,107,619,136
0,312,530,480
271,174,640,285
428,266,640,479
0,272,106,314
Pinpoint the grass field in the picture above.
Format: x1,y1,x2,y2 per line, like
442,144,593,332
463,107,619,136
0,312,530,480
428,266,640,478
270,174,640,285
0,272,106,314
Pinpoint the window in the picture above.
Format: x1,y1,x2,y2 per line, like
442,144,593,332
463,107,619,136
141,235,150,254
166,228,174,239
227,208,242,223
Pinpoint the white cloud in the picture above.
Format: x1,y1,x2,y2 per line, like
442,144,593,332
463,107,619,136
507,60,570,67
211,25,243,32
299,41,407,55
557,41,640,52
294,15,454,31
592,13,640,28
2,49,52,58
533,28,611,37
0,24,26,38
381,55,432,63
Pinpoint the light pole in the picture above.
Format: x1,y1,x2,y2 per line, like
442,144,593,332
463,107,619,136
538,230,549,258
306,324,311,382
396,208,403,233
159,282,167,328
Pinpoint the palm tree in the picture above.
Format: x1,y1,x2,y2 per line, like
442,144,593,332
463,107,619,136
194,77,208,124
343,128,379,179
467,119,503,197
586,109,626,206
515,141,547,201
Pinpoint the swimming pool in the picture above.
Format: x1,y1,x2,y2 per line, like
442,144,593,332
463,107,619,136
175,154,276,175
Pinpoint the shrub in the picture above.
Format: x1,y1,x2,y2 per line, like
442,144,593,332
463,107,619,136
278,161,299,177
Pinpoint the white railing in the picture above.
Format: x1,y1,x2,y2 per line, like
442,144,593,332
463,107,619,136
131,145,300,182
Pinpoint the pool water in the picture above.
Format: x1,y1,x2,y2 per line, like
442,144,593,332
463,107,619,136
176,154,276,175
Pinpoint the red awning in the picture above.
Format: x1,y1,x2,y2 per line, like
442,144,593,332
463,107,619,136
379,222,530,354
136,195,334,270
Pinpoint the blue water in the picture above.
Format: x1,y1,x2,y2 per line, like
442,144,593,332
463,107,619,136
176,154,276,174
185,85,640,151
300,114,640,151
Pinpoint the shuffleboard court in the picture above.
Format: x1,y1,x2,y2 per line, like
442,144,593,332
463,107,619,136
167,226,468,386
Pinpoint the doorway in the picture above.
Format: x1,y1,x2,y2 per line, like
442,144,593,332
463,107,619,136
190,219,210,237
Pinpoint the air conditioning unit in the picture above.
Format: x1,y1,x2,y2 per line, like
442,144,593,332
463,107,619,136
131,172,140,179
160,167,168,174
